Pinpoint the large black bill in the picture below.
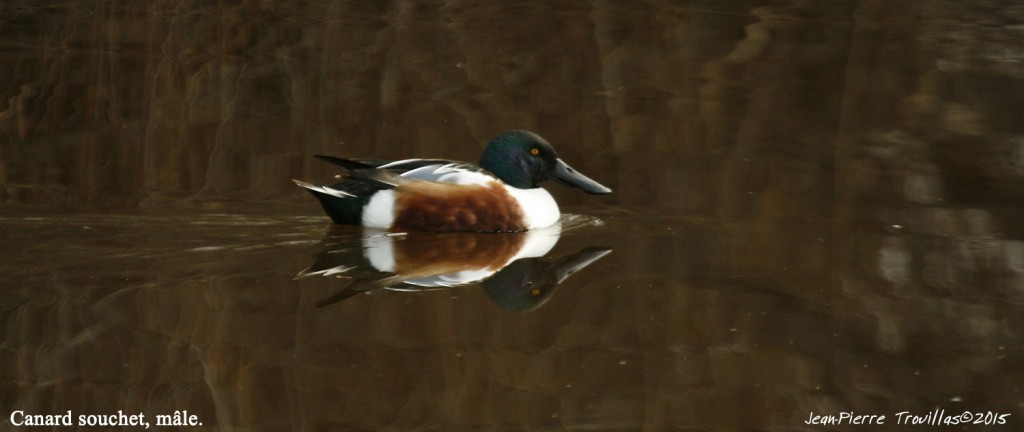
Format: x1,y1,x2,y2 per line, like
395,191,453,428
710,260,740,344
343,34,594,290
551,159,613,194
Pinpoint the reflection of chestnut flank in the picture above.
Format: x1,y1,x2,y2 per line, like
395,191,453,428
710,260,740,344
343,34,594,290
393,181,526,232
392,231,527,277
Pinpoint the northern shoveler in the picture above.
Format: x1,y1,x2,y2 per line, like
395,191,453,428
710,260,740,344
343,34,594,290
293,130,612,232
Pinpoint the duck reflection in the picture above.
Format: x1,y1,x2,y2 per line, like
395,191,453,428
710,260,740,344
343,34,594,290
299,224,611,311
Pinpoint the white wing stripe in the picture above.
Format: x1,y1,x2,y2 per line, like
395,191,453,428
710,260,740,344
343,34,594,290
292,179,354,198
398,164,494,185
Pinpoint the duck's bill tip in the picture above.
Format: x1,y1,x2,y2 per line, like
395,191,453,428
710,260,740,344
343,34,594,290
551,159,613,195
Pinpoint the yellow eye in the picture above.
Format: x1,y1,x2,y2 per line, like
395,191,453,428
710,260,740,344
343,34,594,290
531,288,541,296
530,148,540,156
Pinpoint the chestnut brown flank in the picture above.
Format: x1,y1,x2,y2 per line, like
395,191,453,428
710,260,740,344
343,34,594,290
392,181,526,232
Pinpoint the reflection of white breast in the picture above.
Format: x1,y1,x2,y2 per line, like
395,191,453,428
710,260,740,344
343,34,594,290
362,223,562,287
508,223,562,261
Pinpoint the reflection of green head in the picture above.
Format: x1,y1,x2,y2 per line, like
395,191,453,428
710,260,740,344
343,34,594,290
481,259,555,313
481,246,612,313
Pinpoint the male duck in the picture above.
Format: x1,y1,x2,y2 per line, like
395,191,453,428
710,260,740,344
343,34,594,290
293,130,612,232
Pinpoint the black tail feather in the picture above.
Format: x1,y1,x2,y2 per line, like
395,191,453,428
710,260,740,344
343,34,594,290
313,155,379,171
345,168,408,189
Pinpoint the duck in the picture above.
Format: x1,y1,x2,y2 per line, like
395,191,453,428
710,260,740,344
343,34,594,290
293,130,612,232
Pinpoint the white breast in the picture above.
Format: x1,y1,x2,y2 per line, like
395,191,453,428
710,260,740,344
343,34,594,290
504,186,561,229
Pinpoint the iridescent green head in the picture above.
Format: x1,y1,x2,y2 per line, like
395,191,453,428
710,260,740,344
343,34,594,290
479,130,612,194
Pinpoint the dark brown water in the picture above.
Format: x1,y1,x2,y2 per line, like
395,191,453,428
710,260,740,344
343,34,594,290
3,1,1024,430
